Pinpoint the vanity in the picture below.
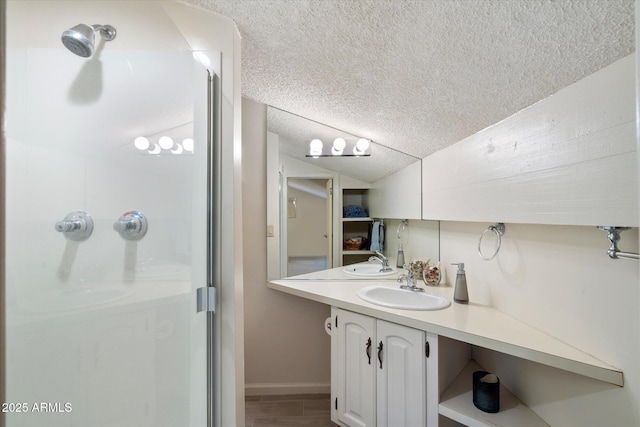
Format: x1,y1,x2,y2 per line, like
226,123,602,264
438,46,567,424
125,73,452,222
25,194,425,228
268,265,623,427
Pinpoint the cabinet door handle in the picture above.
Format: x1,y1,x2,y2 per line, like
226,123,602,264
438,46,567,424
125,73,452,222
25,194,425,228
377,341,383,369
365,338,372,364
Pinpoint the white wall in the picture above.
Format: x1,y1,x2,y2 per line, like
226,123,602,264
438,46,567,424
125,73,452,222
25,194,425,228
442,222,639,426
242,98,331,396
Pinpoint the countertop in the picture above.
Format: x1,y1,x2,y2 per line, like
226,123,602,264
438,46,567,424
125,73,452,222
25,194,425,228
269,264,623,386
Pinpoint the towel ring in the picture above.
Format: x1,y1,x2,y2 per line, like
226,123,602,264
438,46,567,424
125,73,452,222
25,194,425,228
478,223,505,261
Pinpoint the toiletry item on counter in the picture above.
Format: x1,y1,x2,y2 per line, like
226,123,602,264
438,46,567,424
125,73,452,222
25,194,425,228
452,262,469,303
410,259,424,278
473,371,500,413
396,244,405,268
423,260,441,286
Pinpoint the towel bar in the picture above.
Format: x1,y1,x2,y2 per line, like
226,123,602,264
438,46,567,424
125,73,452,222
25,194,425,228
597,226,639,260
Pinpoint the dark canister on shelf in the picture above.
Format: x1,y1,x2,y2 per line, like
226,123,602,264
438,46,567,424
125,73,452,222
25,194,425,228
472,370,500,413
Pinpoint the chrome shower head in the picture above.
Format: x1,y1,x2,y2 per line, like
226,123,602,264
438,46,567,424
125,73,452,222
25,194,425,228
61,24,116,58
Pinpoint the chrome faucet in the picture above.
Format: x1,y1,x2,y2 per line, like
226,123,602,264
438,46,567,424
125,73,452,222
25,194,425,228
368,251,393,272
397,267,424,292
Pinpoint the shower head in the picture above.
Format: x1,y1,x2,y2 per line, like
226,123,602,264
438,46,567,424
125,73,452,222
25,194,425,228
61,24,116,58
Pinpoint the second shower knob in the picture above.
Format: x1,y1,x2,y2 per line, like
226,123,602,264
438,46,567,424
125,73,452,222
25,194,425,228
113,210,148,241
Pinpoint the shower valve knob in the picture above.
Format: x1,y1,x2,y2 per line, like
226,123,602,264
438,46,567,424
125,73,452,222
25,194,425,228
113,211,148,241
55,211,93,242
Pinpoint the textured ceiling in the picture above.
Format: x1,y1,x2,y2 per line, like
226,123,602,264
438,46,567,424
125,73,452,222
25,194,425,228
184,0,634,176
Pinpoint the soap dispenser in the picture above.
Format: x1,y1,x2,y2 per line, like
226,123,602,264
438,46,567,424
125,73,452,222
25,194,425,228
396,244,405,268
451,263,469,304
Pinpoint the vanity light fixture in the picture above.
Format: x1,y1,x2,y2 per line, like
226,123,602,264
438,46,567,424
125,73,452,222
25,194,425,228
133,135,195,156
306,137,371,157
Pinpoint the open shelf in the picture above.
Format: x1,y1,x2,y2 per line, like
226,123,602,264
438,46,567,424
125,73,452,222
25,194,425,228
439,360,549,427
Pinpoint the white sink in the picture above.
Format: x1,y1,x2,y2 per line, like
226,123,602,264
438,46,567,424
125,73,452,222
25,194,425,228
343,264,398,277
357,285,450,311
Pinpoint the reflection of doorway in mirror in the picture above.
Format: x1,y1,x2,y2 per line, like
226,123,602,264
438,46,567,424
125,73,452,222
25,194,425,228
287,178,333,276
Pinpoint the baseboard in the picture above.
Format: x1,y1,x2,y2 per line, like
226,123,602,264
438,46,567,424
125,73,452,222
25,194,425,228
245,382,331,397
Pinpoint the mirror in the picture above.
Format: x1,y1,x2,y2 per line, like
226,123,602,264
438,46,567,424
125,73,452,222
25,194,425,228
266,107,439,280
268,107,420,183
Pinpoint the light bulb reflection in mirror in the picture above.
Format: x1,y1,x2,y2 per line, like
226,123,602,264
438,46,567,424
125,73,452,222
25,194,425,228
159,136,174,150
182,138,194,152
134,136,150,151
148,143,161,154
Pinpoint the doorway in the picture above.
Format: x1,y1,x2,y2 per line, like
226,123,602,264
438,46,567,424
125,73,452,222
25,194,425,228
286,178,333,276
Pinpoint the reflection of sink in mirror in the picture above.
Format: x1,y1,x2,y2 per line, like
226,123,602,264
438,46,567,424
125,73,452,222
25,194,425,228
343,264,398,276
23,287,134,313
357,285,450,311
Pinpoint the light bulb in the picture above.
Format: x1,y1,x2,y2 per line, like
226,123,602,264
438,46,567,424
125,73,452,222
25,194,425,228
356,138,370,151
159,136,174,150
354,138,370,155
171,144,184,155
309,139,323,156
134,136,150,151
182,138,194,152
148,143,161,155
332,138,346,155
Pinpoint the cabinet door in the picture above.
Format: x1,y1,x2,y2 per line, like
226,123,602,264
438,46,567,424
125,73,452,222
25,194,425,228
333,309,376,427
376,320,426,427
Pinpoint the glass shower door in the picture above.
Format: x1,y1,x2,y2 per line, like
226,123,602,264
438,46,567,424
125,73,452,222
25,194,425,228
4,40,217,426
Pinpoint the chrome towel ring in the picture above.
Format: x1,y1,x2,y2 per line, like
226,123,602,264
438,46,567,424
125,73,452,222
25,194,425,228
478,223,505,261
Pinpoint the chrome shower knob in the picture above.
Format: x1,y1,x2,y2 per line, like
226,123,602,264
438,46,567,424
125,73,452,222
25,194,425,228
113,210,148,241
55,211,94,241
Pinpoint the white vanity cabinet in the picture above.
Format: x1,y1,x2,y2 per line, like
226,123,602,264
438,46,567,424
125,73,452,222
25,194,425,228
331,307,432,427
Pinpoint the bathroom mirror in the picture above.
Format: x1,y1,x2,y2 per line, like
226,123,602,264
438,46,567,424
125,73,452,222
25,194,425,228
267,107,439,279
268,107,420,183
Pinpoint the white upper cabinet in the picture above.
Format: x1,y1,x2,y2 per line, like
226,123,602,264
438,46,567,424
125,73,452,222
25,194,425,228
421,54,637,227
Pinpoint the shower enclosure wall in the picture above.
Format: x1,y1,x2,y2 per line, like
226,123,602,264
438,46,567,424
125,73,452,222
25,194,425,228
3,2,244,426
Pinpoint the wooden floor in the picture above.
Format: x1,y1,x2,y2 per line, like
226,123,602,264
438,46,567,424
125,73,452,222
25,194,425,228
245,394,339,427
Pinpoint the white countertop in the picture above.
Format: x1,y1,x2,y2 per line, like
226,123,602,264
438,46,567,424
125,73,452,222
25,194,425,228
269,265,623,386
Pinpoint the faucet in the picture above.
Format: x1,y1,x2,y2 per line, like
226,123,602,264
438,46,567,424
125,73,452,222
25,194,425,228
397,267,424,292
368,251,393,272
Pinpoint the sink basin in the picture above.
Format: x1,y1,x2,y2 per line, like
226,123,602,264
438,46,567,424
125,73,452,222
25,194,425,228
23,287,134,313
343,264,398,277
357,285,450,311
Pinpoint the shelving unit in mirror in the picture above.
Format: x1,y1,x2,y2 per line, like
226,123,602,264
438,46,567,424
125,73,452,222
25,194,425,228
341,188,374,266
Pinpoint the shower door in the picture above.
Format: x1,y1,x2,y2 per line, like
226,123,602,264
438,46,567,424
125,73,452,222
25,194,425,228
4,40,218,427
